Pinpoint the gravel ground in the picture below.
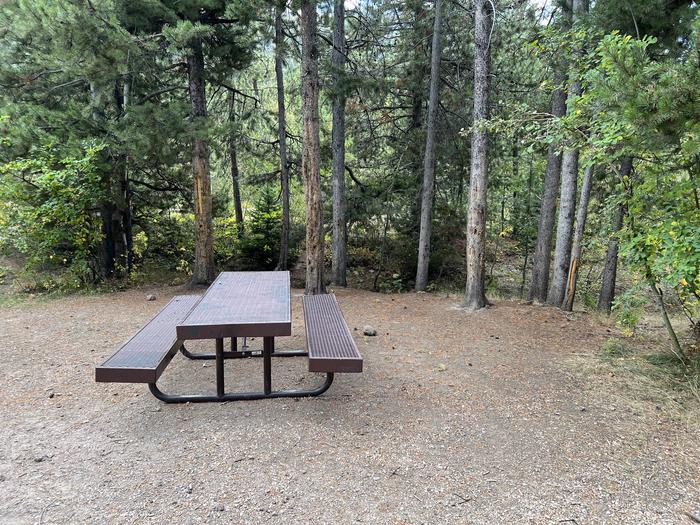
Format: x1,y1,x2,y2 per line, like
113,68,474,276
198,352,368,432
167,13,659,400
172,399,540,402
1,286,698,525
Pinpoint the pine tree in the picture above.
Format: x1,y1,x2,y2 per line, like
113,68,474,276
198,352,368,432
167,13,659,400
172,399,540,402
415,0,443,292
464,0,494,311
301,0,325,294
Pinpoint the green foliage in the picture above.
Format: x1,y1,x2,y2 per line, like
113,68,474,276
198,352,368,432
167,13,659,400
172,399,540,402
0,142,106,285
0,0,696,344
590,0,696,53
612,285,648,336
238,186,282,270
624,215,700,316
583,19,700,343
377,273,406,293
141,213,195,270
492,10,700,346
214,215,242,268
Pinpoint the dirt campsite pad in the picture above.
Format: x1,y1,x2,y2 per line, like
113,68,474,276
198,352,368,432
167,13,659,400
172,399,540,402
1,287,698,524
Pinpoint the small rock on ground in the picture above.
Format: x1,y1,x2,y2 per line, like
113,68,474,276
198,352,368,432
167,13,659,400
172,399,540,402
363,325,377,336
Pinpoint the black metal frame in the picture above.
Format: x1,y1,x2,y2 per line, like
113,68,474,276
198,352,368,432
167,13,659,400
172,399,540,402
148,337,331,403
179,338,307,360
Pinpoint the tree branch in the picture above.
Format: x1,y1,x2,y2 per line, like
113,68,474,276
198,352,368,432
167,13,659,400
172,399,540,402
137,86,186,104
215,82,260,107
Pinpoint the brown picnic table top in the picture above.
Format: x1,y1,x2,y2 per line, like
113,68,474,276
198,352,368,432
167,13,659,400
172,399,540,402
176,271,292,340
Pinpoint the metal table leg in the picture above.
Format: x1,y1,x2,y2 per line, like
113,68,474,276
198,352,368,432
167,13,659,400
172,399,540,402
216,338,224,398
263,337,273,394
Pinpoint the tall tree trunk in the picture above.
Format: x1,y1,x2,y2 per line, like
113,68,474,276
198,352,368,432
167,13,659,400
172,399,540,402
415,0,443,292
188,37,215,285
275,5,291,271
90,81,123,279
546,0,588,306
228,90,244,236
99,199,116,278
528,14,571,303
90,82,112,278
121,73,134,275
598,157,632,313
464,0,493,311
110,153,126,274
406,4,428,238
598,202,625,313
301,0,325,294
562,164,594,311
547,148,579,306
110,79,127,277
331,0,347,286
510,134,520,238
519,154,534,298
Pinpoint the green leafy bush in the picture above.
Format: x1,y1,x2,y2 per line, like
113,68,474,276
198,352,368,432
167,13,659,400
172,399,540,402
141,212,194,270
0,142,106,286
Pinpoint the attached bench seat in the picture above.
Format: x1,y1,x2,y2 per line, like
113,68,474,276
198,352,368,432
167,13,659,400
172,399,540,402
95,295,200,383
303,293,363,373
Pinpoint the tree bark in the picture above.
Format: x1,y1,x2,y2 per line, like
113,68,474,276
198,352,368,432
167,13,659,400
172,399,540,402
331,0,347,286
121,73,134,275
111,120,127,276
407,3,428,238
415,0,443,292
274,5,291,271
111,78,129,276
464,0,493,311
598,202,625,313
598,156,632,313
519,155,534,298
510,134,520,238
188,37,215,285
546,0,588,306
547,147,579,306
228,90,244,237
301,0,325,294
562,164,594,311
90,82,114,279
90,80,127,279
99,199,116,278
528,10,571,303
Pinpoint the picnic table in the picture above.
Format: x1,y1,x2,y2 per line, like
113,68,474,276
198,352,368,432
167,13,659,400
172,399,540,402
95,271,363,403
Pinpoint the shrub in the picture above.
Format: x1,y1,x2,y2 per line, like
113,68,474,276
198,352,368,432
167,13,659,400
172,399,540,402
0,142,106,285
140,212,194,271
